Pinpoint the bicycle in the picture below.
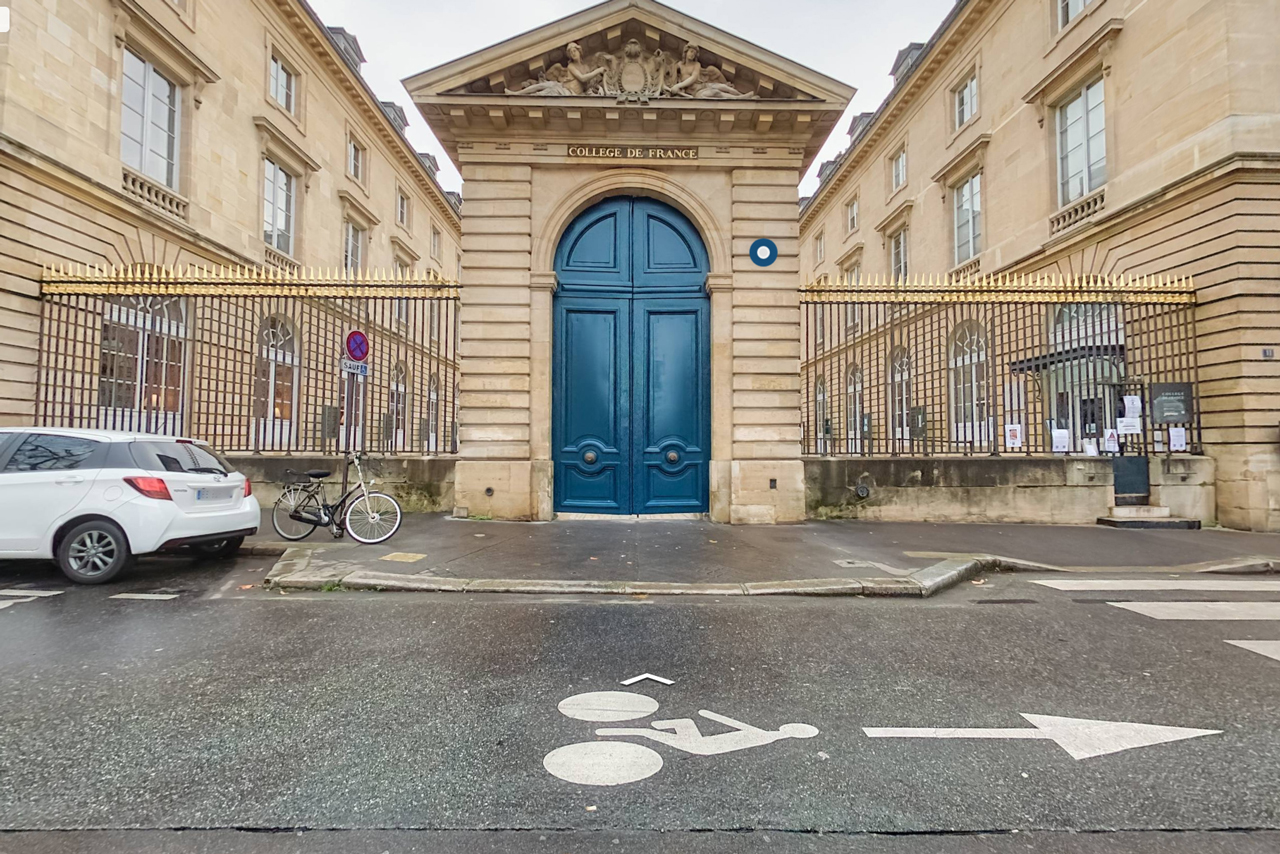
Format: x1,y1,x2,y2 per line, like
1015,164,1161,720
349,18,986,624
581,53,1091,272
270,451,403,544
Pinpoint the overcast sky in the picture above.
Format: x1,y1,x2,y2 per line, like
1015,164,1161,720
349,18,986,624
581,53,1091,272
307,0,955,195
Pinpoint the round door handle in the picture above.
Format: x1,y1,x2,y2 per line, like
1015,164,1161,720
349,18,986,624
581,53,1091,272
583,451,598,464
666,451,679,463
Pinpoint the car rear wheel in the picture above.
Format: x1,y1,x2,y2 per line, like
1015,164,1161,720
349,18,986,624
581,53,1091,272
57,520,133,584
189,536,245,560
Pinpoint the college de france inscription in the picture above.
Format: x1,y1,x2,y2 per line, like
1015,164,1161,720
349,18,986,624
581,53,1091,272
568,145,699,161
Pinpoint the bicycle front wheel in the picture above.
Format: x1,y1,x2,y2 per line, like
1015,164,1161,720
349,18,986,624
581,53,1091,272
344,491,403,544
272,485,321,541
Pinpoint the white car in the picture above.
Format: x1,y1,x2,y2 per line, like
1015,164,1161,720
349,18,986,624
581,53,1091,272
0,428,259,584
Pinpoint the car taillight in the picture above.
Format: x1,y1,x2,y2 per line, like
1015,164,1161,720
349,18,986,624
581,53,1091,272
124,476,172,501
243,478,252,497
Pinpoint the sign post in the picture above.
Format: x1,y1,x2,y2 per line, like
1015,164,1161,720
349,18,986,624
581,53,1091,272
341,330,370,499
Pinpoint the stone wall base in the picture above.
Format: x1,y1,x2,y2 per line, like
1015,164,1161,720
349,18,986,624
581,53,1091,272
1204,444,1280,532
227,455,456,513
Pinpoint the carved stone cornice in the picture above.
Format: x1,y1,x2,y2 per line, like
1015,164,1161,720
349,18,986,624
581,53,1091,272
1023,18,1124,126
932,133,991,197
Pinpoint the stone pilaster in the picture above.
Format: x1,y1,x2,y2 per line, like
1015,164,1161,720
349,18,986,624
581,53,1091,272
453,163,538,519
727,168,805,523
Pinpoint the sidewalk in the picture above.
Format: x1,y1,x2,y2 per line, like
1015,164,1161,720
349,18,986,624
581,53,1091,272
252,515,1280,596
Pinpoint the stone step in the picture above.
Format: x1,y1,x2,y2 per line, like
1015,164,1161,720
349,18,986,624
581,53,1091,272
1109,504,1171,519
1097,516,1202,530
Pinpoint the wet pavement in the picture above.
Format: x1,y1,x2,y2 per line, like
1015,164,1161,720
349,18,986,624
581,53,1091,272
249,513,1280,584
0,554,1277,852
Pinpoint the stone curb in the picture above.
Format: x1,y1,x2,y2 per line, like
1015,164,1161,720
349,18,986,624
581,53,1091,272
263,553,1062,598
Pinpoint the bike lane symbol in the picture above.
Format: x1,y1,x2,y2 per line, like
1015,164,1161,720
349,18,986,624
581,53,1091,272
544,690,819,786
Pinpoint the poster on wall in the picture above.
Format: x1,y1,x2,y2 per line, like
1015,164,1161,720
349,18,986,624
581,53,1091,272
1123,395,1143,420
1103,428,1121,453
1117,417,1143,435
1169,426,1188,452
1004,423,1024,449
1152,383,1195,424
1051,429,1071,453
1083,438,1100,457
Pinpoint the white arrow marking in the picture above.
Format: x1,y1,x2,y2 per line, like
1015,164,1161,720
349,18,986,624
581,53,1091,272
620,673,674,686
0,589,63,598
864,714,1221,760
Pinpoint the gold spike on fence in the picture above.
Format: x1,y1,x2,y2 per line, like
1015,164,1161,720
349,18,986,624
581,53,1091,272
40,263,460,298
800,273,1196,305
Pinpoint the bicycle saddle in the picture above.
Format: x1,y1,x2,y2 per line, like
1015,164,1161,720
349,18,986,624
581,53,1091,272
305,469,331,479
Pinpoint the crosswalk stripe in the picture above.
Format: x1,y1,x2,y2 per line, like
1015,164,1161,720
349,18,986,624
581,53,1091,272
0,598,36,610
0,589,64,598
1110,601,1280,621
1225,640,1280,662
109,593,179,601
1032,579,1280,592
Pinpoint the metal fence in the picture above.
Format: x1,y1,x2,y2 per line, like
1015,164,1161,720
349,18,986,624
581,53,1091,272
801,274,1200,458
38,264,460,456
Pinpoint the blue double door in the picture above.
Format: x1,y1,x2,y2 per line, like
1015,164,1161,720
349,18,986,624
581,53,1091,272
553,198,710,515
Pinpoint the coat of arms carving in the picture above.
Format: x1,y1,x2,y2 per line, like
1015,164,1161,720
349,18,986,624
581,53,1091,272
511,38,758,102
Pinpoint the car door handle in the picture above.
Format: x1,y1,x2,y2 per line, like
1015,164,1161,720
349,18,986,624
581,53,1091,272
55,475,85,485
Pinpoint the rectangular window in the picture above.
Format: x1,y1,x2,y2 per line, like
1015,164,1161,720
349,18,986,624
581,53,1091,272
892,148,907,191
1060,0,1088,29
262,159,295,255
269,55,296,114
397,191,410,228
1057,79,1106,204
954,172,982,265
845,198,859,233
843,264,861,330
347,136,365,182
890,229,909,282
431,226,442,259
343,220,365,271
121,48,180,189
955,73,978,129
814,231,825,264
394,259,410,322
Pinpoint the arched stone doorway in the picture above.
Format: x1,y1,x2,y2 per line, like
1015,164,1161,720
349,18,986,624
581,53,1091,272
552,196,710,514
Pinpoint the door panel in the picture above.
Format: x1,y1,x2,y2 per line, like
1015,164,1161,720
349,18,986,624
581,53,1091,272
633,302,709,513
553,299,630,513
553,197,709,515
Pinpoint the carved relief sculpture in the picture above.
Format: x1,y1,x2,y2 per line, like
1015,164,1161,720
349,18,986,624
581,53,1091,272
509,38,757,101
668,44,758,100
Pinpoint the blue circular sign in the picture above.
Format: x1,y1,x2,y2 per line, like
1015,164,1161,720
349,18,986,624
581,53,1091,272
749,239,778,267
346,330,369,362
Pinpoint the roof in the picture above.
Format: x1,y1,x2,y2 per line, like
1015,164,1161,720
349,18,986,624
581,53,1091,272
800,0,984,227
282,0,462,229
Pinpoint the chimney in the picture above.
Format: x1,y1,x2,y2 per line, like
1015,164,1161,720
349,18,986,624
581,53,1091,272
327,27,366,73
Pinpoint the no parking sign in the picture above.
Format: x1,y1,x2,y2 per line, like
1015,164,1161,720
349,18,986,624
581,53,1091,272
342,329,369,375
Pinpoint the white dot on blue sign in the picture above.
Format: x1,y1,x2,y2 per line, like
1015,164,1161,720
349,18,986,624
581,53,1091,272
749,239,777,267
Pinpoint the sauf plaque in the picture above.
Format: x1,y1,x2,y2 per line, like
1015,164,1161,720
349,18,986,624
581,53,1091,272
568,145,699,161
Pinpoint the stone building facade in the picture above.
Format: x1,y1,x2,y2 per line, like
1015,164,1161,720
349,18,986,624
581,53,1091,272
799,0,1280,532
404,0,853,522
0,0,463,426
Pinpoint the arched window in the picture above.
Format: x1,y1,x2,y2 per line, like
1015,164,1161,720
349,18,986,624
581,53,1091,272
890,346,912,442
253,315,299,448
426,374,440,453
388,361,409,451
98,295,187,434
950,321,990,445
815,376,828,455
846,367,864,454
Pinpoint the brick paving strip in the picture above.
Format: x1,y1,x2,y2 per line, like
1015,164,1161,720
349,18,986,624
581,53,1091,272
261,548,1279,598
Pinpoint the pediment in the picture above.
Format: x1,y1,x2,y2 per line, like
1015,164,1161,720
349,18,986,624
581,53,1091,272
404,0,852,106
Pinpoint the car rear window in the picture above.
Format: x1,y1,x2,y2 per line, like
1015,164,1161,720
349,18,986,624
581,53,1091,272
129,441,237,475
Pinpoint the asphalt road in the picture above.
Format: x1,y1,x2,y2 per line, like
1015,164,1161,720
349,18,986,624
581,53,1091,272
0,552,1276,853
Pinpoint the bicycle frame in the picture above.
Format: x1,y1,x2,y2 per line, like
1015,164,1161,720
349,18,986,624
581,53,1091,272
288,454,377,538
